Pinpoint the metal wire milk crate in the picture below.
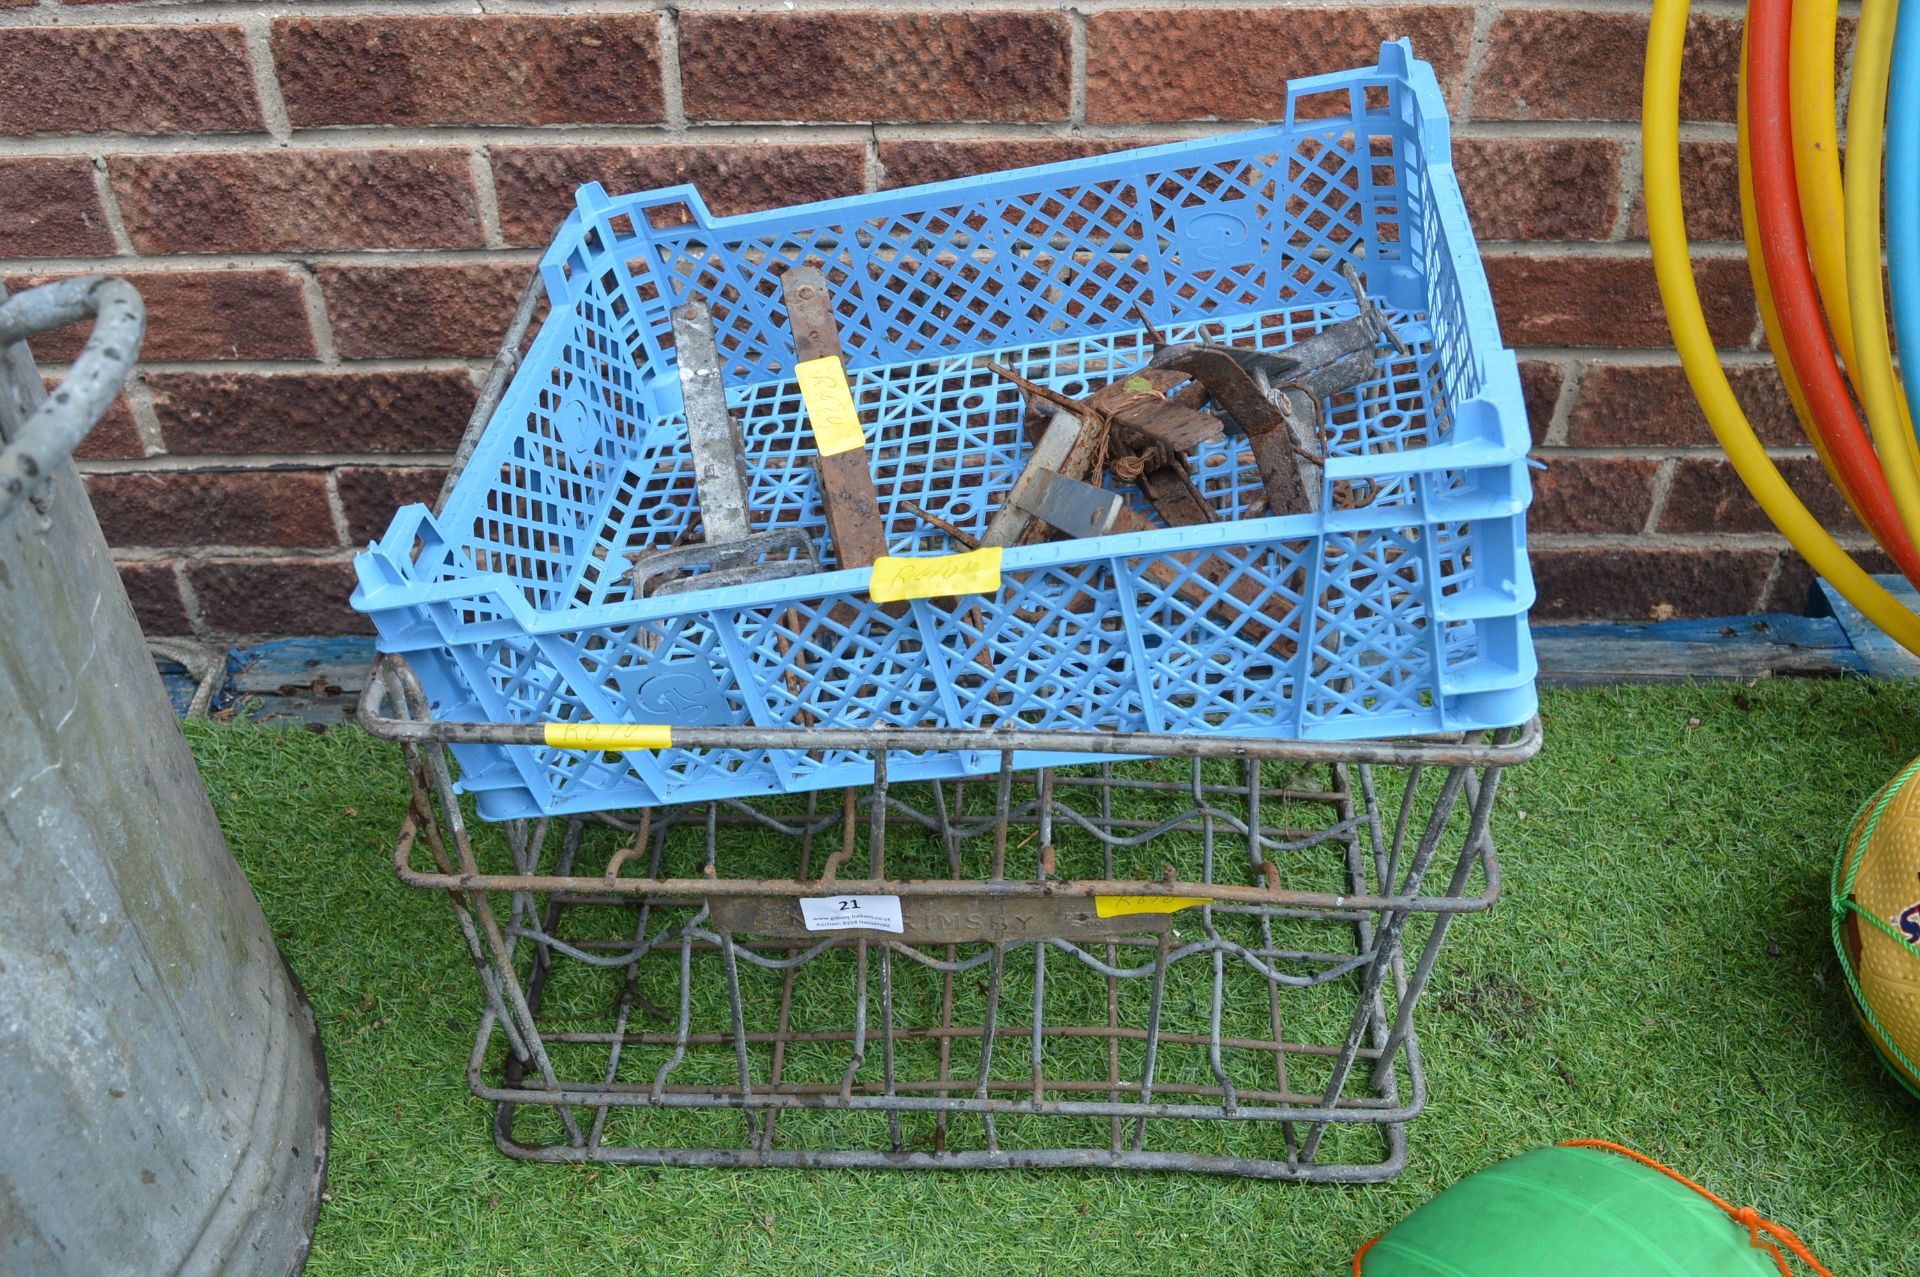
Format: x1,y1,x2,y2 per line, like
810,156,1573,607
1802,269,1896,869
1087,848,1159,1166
349,42,1537,820
360,657,1538,1181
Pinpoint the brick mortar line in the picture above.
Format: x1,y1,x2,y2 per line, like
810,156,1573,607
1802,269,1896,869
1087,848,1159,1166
1609,120,1644,242
55,356,485,376
1479,240,1749,259
1534,444,1820,458
322,469,354,546
0,0,1796,29
0,117,1742,155
1067,5,1088,128
122,374,168,457
120,534,1870,560
85,157,137,257
77,453,457,471
1839,19,1860,127
657,6,686,130
1540,355,1582,446
1529,531,1878,548
3,239,1754,278
1755,547,1788,606
32,346,1785,376
80,446,1819,474
1456,1,1495,121
240,13,293,143
112,535,1865,561
169,558,211,642
110,544,365,561
864,124,882,193
1513,346,1782,364
1640,456,1678,533
1,247,547,273
290,261,341,364
38,345,1775,377
469,149,509,250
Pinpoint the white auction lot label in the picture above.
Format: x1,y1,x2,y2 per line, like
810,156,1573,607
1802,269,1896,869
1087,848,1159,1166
798,894,905,934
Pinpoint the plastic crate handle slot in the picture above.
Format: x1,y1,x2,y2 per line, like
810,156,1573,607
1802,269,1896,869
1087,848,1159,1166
869,548,1003,604
795,354,865,456
544,723,674,751
539,181,715,310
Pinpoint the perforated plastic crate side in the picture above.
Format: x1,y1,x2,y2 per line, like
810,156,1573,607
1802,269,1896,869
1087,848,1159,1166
350,41,1537,819
357,506,1535,820
540,45,1454,386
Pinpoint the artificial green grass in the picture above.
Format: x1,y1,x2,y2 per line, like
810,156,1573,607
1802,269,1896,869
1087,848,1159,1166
188,680,1920,1275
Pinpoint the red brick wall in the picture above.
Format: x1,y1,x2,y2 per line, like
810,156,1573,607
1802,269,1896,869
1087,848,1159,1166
1,1,1850,638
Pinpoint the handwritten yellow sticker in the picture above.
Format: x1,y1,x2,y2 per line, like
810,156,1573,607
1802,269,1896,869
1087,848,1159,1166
869,547,1004,603
1094,895,1211,918
543,723,674,751
794,355,865,456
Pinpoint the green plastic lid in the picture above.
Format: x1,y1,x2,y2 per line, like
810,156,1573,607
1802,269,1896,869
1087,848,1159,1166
1362,1146,1782,1276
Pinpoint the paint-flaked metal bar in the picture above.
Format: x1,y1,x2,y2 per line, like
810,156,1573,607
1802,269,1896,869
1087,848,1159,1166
491,1137,1408,1182
673,299,754,543
358,655,1541,767
782,266,889,571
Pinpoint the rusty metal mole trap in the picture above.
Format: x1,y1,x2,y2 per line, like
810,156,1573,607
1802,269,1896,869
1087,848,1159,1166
362,657,1537,1181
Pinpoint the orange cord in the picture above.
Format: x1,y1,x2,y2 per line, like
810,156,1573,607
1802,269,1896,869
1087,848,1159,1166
1561,1141,1836,1277
1351,1234,1380,1275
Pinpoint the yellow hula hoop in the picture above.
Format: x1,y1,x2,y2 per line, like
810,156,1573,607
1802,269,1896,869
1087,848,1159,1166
1645,0,1920,652
1790,0,1861,370
1792,0,1919,473
1846,0,1920,542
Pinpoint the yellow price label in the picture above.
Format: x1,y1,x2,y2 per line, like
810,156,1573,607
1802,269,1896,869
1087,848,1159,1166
1093,895,1211,918
543,723,674,751
869,548,1003,603
794,355,865,457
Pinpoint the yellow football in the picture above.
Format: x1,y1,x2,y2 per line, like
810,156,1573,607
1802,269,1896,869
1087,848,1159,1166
1836,762,1920,1093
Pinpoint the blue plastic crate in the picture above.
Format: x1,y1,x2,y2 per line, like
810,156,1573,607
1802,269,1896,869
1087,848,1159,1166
352,41,1536,820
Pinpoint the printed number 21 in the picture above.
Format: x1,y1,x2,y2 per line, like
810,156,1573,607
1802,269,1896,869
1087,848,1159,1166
839,899,859,911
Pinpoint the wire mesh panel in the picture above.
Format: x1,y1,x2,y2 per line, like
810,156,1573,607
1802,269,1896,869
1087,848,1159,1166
366,660,1537,1181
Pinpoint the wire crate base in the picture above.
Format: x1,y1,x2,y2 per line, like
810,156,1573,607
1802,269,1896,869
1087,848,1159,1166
378,664,1537,1182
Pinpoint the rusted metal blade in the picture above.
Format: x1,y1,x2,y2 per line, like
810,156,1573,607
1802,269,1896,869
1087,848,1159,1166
1153,348,1283,437
1293,345,1378,398
1108,394,1227,451
1280,260,1410,371
1137,463,1215,526
1088,370,1224,451
1148,343,1302,386
1154,346,1313,517
781,266,889,572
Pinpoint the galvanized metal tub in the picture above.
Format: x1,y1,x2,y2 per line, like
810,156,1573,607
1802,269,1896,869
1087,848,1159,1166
0,278,328,1276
